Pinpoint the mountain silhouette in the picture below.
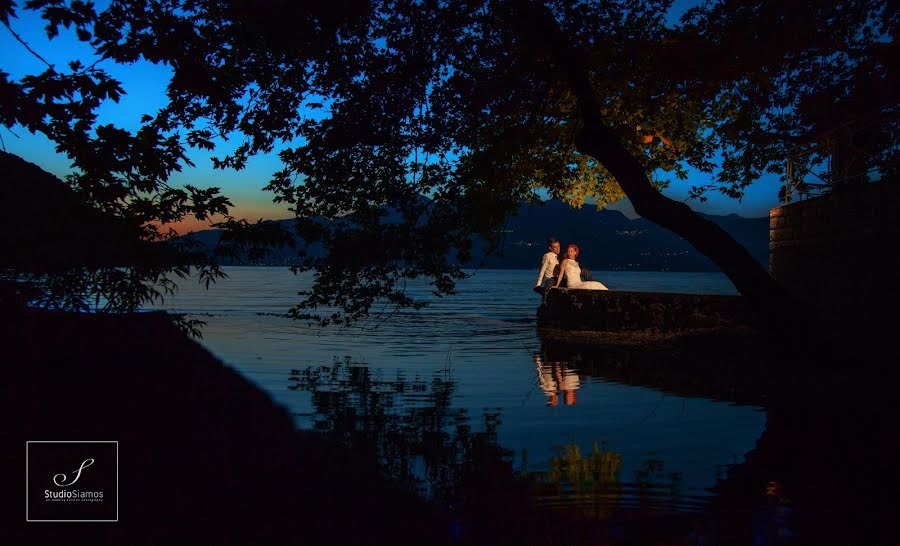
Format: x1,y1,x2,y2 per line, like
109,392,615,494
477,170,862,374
0,151,158,271
476,200,768,271
183,199,768,271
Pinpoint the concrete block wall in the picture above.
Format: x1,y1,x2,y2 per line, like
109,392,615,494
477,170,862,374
769,181,900,325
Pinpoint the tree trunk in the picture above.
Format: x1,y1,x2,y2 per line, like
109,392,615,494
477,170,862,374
516,3,795,327
574,125,791,318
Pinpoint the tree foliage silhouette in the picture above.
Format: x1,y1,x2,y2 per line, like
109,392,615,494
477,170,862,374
288,357,512,505
1,0,895,325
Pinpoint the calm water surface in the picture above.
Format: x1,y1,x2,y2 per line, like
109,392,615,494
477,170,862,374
154,267,764,516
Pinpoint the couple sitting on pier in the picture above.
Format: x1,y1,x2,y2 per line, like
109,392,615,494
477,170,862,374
534,238,609,292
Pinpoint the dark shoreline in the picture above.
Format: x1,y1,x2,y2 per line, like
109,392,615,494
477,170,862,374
3,308,689,545
1,308,445,545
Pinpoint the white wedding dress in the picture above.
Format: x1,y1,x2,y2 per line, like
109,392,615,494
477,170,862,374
563,260,608,290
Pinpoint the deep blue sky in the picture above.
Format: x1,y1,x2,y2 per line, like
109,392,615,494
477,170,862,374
1,1,785,232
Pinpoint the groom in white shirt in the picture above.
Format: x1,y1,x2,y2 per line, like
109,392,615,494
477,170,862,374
534,238,561,296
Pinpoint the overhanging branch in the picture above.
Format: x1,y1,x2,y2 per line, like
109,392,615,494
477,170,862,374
510,1,791,314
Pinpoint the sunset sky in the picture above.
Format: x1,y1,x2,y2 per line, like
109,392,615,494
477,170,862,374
2,1,786,234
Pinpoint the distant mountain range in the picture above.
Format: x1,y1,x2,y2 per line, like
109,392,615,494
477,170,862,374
478,200,769,271
184,199,769,272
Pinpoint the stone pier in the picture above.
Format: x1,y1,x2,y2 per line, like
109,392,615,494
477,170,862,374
537,179,899,333
537,289,751,332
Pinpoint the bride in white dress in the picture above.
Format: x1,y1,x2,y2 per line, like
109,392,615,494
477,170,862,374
553,244,609,290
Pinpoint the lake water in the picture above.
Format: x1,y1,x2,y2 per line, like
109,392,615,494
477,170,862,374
153,267,765,519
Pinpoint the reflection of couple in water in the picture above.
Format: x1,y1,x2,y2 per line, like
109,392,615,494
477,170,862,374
534,237,609,293
534,354,581,407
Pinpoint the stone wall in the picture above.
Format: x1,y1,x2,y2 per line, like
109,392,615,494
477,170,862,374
537,289,751,331
769,181,900,325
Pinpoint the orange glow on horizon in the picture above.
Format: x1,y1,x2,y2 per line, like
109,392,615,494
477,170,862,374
157,217,217,237
153,210,293,237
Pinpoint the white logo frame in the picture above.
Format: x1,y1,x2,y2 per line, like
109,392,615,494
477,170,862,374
26,440,119,523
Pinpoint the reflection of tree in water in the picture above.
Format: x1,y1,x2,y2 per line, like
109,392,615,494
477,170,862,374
547,443,621,487
540,442,622,518
289,357,694,522
288,357,513,504
524,443,688,518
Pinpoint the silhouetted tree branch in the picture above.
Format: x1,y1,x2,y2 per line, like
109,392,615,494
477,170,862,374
1,0,894,327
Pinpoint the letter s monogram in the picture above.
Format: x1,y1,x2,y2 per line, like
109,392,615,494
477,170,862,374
53,458,95,487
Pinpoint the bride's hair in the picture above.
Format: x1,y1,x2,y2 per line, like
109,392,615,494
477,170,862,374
566,244,579,257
